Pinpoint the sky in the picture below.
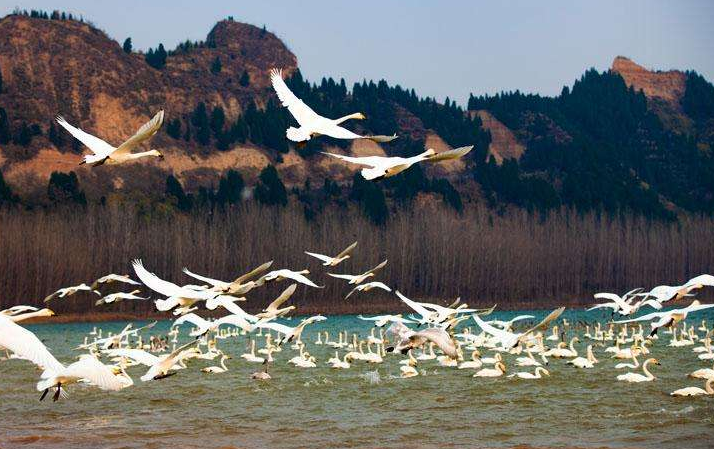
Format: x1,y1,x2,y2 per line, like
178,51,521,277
3,1,714,104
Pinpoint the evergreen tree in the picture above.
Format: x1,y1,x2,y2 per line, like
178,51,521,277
210,106,225,137
166,118,182,139
165,175,191,211
13,122,33,147
191,103,210,146
122,37,132,54
145,43,167,69
239,70,250,87
0,171,19,206
216,169,244,205
48,122,63,147
47,171,86,205
350,173,388,225
0,108,10,144
255,165,287,206
210,56,222,74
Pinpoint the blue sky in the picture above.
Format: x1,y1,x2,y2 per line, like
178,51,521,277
4,1,713,103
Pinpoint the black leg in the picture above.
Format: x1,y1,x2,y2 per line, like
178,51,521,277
53,384,61,402
39,388,49,402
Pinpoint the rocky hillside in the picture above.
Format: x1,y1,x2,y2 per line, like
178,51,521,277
0,12,476,202
0,12,712,218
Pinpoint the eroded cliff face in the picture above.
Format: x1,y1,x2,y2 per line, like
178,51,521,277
611,56,693,133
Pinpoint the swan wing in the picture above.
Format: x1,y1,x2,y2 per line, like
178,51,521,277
233,261,274,285
270,68,322,127
266,284,297,311
182,267,228,288
0,315,64,374
395,291,433,319
104,348,159,367
686,274,714,287
613,310,667,324
304,251,333,264
321,152,385,168
425,145,474,162
55,115,115,156
134,260,211,299
61,357,127,391
270,270,322,288
368,282,391,292
523,307,565,337
113,110,164,156
366,259,388,276
215,314,254,332
335,241,358,259
256,320,293,336
415,328,458,358
472,312,513,341
172,313,209,330
594,293,628,309
328,273,358,281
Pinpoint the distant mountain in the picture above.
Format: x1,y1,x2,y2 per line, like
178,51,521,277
0,10,712,218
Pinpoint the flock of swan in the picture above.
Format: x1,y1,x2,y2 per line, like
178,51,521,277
1,68,713,405
54,67,473,180
2,239,714,402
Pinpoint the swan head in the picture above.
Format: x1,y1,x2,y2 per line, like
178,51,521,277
353,112,366,120
496,362,507,373
149,149,164,159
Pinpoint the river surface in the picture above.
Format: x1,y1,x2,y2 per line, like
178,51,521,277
1,309,714,449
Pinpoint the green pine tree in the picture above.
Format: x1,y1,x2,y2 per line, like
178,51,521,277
122,37,132,54
255,165,287,206
210,56,222,74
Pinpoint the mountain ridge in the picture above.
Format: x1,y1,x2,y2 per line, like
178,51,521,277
0,11,712,218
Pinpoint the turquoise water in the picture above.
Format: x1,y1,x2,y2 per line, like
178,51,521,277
2,309,714,448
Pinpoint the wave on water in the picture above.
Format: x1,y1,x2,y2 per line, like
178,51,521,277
359,370,381,384
604,405,697,419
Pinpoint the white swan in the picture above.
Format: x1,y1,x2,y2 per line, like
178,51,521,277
616,358,660,382
255,284,297,319
345,281,392,299
508,367,550,379
567,345,598,368
202,354,230,374
139,340,199,381
270,68,397,144
259,269,323,288
182,261,273,296
4,308,55,323
37,356,132,401
43,283,100,303
132,259,218,312
0,313,64,375
328,259,388,285
458,350,483,369
473,362,507,378
95,290,149,306
256,315,327,344
323,146,473,181
614,300,714,336
670,378,714,397
90,274,140,290
388,325,460,359
172,312,254,337
305,241,357,266
56,110,164,166
689,362,714,380
472,307,565,349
